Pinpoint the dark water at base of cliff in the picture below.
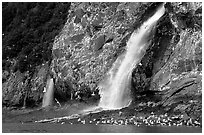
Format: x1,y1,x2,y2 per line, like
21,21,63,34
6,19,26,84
2,101,202,133
2,123,201,133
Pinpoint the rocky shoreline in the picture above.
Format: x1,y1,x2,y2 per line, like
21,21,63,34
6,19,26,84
3,98,201,128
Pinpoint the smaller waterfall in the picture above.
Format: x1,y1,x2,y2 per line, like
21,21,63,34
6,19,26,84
98,4,165,110
42,77,54,108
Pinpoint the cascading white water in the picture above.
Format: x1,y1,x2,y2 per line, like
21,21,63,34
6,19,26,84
42,77,54,108
98,4,165,110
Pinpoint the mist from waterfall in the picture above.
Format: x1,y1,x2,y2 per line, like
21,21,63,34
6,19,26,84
98,4,165,110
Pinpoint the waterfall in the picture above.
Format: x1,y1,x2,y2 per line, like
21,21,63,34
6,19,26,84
42,77,54,108
98,4,165,110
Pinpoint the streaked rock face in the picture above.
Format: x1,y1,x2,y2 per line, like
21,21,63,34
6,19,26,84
51,2,151,97
132,2,202,121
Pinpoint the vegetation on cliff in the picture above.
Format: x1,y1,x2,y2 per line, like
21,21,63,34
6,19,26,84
2,2,71,106
2,2,71,73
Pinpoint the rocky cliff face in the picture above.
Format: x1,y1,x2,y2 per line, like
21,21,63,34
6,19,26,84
2,62,49,107
131,2,202,122
50,2,164,98
51,2,202,110
2,2,202,121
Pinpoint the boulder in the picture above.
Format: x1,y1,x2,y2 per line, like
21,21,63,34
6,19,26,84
70,33,85,43
91,12,104,27
93,35,105,51
75,8,85,19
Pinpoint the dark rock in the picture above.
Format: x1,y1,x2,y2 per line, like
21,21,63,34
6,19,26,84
116,10,126,22
53,49,65,59
64,37,71,45
54,79,73,102
93,35,105,51
75,8,85,19
117,27,126,35
177,12,195,29
91,12,104,27
195,6,202,14
2,70,9,83
74,16,81,24
70,33,85,43
81,15,89,28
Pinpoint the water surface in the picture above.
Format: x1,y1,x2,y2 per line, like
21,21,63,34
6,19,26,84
2,123,202,133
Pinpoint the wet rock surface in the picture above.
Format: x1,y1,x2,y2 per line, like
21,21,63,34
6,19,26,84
3,100,201,128
32,101,201,128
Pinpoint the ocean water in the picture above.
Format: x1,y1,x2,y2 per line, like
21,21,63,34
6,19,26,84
2,123,202,133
